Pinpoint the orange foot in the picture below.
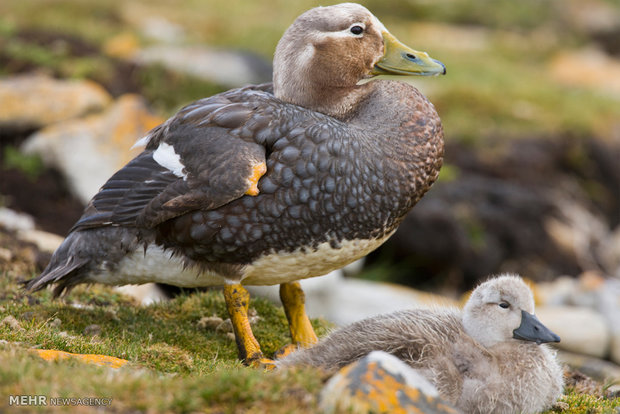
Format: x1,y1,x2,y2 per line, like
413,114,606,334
273,344,299,360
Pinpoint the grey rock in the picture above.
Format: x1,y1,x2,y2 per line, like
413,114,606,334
536,305,610,358
133,45,271,87
22,94,163,203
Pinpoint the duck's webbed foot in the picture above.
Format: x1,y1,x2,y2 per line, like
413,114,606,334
276,281,318,358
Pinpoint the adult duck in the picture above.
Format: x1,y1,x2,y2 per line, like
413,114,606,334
279,275,564,413
26,3,446,365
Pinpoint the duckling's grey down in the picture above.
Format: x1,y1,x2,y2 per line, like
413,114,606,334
278,274,564,414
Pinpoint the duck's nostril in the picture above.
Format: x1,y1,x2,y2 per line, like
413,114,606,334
405,53,416,60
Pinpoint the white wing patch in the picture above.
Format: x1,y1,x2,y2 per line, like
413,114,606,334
131,134,152,149
153,142,187,179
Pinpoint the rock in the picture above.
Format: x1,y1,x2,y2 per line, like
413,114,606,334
248,269,458,326
536,305,610,358
319,351,458,414
215,319,233,334
558,350,620,383
560,0,620,34
103,32,140,59
48,318,62,328
116,284,171,305
119,4,187,44
133,45,271,87
536,276,579,306
197,316,225,331
22,94,164,203
599,226,620,279
0,248,12,262
83,324,101,336
1,315,23,331
0,74,112,130
16,229,63,253
34,349,128,369
596,278,620,364
548,47,620,96
0,207,35,232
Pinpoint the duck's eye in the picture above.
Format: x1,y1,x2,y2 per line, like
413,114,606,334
499,302,510,309
350,25,364,35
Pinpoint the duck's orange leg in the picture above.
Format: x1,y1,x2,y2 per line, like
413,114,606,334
223,283,274,368
275,281,318,358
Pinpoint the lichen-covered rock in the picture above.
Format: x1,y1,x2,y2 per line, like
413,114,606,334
22,94,164,203
548,48,620,96
319,351,459,414
0,74,112,130
34,349,128,369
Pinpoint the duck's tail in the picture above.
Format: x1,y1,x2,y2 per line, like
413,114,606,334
23,231,91,297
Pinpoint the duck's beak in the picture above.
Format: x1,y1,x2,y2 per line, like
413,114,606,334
371,31,446,77
513,310,561,345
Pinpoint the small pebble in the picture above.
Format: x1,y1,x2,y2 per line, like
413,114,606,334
105,309,120,322
226,333,236,341
0,247,13,261
21,311,35,321
48,318,62,328
216,319,233,333
197,315,224,330
1,315,23,331
83,324,101,336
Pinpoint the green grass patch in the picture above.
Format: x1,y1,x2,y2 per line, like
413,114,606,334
0,265,331,412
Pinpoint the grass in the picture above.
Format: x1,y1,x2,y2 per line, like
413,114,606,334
0,259,618,413
0,262,330,412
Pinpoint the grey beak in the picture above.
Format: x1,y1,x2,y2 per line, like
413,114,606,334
513,310,560,345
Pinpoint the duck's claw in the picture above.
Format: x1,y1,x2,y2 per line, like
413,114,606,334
247,356,277,371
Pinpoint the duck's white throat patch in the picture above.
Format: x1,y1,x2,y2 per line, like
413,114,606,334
153,142,187,179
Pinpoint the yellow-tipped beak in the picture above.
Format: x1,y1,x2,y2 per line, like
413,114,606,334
371,31,446,77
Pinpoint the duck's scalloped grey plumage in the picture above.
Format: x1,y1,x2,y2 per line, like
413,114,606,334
278,275,564,414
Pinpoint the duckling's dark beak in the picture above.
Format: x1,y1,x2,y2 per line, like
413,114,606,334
371,31,446,77
513,310,561,345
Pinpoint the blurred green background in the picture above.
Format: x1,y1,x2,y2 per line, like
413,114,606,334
1,0,619,292
1,0,618,140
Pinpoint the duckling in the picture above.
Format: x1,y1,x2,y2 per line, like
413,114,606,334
278,274,564,413
24,3,446,365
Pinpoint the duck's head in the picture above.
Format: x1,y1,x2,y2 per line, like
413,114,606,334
463,274,560,348
273,3,445,117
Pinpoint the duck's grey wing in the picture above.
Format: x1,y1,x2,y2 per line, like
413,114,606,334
278,309,462,371
25,87,277,294
72,92,272,232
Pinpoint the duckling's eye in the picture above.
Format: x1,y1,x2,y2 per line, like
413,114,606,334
350,25,364,35
499,302,510,309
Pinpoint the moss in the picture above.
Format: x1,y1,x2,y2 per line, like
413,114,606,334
136,64,228,116
2,146,45,180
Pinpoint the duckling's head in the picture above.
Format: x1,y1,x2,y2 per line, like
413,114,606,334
463,274,560,348
273,3,445,118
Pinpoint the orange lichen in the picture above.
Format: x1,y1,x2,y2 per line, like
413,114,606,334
34,349,128,369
